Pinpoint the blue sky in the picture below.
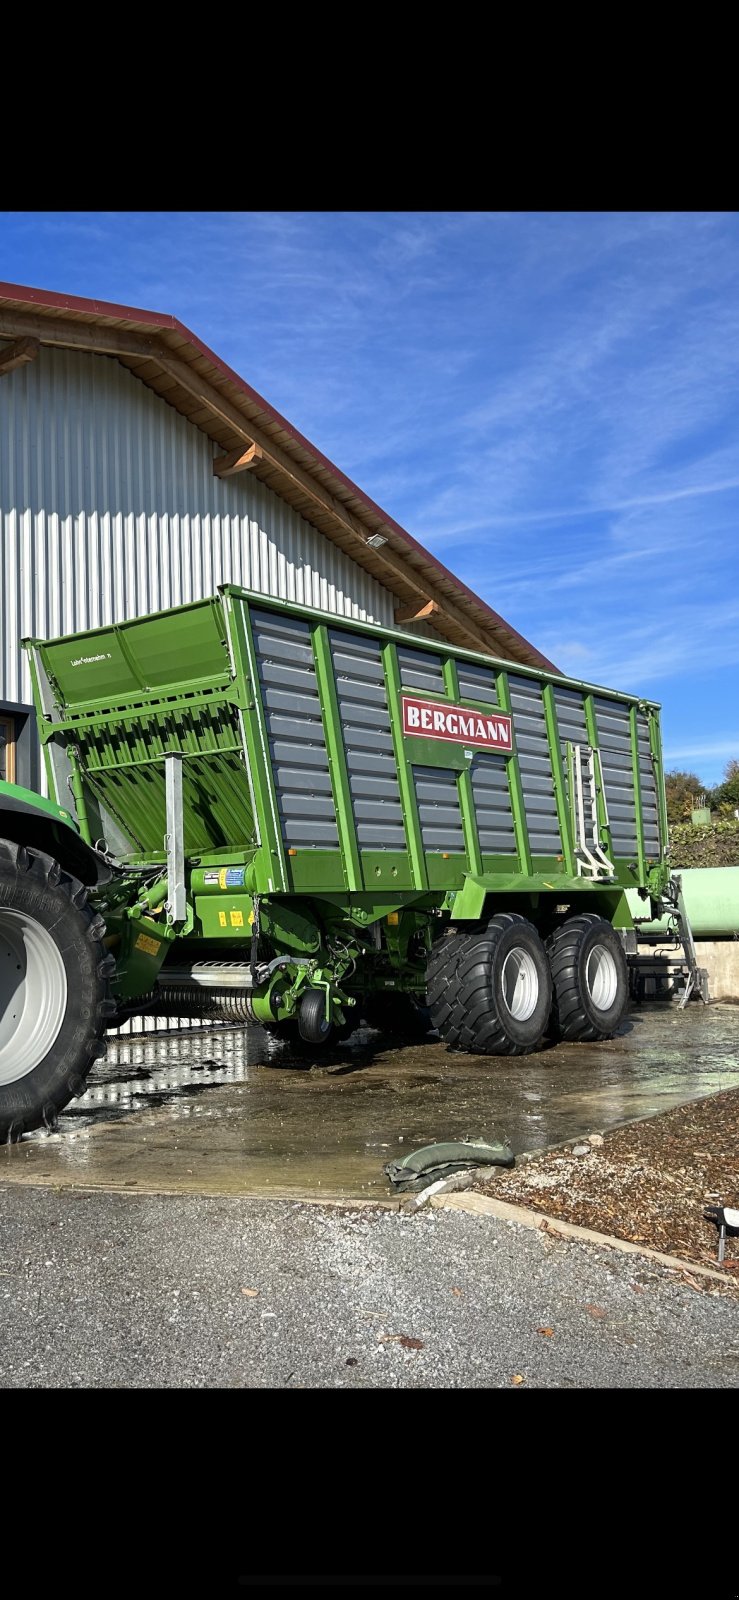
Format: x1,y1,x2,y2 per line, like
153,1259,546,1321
2,210,738,785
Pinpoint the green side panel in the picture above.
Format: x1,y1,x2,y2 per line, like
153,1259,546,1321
542,683,575,875
224,594,289,893
313,624,362,891
31,597,230,711
24,585,668,901
583,693,616,863
629,704,647,882
27,597,254,858
380,640,428,896
496,671,531,874
648,707,670,854
443,657,483,877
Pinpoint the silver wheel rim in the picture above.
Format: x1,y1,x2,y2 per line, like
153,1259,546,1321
501,946,539,1022
0,910,68,1085
586,944,618,1012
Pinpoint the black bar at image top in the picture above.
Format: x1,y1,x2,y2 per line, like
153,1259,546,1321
237,1581,502,1590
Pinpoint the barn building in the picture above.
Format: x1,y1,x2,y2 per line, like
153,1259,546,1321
0,280,555,794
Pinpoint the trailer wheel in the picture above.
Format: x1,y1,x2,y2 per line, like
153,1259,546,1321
0,840,115,1139
546,914,629,1042
438,912,552,1055
426,927,466,1042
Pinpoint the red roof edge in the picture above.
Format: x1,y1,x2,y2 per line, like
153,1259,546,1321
0,279,559,673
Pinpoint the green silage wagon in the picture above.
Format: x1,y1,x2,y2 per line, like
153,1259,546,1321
0,586,671,1136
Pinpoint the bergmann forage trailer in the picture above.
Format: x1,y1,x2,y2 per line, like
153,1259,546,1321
0,586,671,1137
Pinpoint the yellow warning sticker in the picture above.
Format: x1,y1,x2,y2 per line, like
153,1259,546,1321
135,933,161,957
230,909,244,928
219,868,228,890
248,910,255,926
386,912,399,926
218,911,227,927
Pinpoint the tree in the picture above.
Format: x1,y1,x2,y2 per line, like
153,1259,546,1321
712,758,739,816
664,769,704,826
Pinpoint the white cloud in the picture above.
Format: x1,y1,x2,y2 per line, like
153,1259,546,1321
664,739,739,762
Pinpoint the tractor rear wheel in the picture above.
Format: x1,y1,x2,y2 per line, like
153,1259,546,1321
0,840,114,1139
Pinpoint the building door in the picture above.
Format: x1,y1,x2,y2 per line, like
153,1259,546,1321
0,714,16,783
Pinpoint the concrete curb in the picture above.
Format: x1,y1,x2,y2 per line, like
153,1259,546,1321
429,1189,733,1284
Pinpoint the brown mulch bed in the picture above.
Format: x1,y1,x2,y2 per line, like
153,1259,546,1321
480,1087,739,1272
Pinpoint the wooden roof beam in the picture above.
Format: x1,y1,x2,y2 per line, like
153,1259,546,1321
0,307,161,360
394,600,440,624
213,443,263,477
0,336,39,376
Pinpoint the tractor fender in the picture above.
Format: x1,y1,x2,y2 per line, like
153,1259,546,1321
0,783,114,886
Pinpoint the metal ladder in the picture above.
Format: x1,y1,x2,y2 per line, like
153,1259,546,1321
670,874,709,1008
569,743,616,881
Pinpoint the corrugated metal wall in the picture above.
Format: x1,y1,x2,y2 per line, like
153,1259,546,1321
0,343,398,709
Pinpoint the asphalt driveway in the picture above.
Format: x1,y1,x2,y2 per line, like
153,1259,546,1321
1,1184,737,1388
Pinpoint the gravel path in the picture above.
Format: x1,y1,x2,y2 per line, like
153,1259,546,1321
1,1184,738,1388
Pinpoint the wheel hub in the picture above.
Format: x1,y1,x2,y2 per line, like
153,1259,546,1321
0,910,68,1084
586,943,619,1011
501,946,539,1022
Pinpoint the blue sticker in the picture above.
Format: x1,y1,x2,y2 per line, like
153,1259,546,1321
224,868,245,888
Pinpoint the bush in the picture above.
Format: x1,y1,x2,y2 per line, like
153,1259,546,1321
669,819,739,869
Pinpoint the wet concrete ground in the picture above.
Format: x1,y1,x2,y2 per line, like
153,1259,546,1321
0,1002,737,1202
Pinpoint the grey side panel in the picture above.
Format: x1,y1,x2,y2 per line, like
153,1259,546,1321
329,628,406,850
636,710,661,857
552,684,588,823
553,685,589,752
470,751,517,855
455,659,499,706
412,765,465,853
592,695,637,858
397,646,445,696
508,676,562,855
252,609,339,849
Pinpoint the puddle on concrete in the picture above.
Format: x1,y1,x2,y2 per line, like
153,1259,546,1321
1,1005,738,1201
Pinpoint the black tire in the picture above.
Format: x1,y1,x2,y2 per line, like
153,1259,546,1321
298,987,334,1044
426,926,465,1037
271,1015,357,1051
546,913,629,1042
438,912,553,1055
0,839,115,1139
362,991,432,1039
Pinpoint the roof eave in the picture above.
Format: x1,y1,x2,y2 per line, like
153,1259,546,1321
0,279,558,673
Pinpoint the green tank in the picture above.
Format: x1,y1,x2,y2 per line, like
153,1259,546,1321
627,868,739,939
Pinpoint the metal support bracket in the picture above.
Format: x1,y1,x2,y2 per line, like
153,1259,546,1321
164,754,186,926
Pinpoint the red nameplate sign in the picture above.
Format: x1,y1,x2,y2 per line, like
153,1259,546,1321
401,695,513,751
